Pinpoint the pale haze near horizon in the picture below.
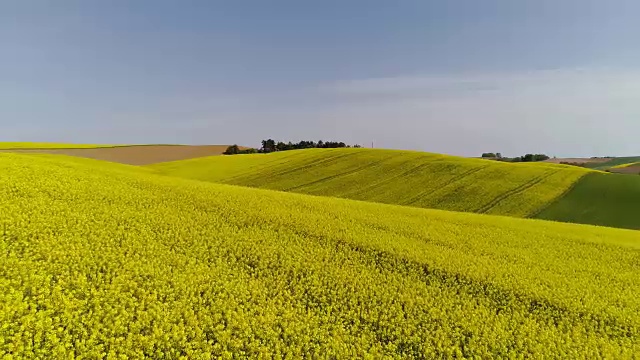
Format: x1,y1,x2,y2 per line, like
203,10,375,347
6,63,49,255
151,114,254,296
1,1,639,158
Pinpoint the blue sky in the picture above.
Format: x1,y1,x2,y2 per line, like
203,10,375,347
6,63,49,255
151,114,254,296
1,0,639,157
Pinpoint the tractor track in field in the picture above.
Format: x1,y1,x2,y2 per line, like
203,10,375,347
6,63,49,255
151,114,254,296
220,149,321,183
338,155,448,198
475,170,560,214
283,153,400,192
402,165,491,207
260,151,364,181
528,172,592,218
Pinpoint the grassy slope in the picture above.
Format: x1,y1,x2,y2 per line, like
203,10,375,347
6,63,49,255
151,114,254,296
1,152,639,357
149,148,591,218
536,172,640,230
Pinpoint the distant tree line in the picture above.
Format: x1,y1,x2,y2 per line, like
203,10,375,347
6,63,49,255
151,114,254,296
224,139,361,155
260,139,362,153
512,154,551,162
481,152,550,163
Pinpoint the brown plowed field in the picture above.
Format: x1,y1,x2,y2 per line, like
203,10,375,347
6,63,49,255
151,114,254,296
0,145,237,165
544,157,614,165
610,166,640,175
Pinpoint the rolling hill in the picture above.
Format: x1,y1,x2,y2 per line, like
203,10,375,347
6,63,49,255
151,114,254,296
149,148,591,218
1,152,639,357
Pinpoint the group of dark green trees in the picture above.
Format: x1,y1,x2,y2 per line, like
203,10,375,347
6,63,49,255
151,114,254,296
481,152,550,163
224,139,361,155
260,139,361,152
222,145,257,155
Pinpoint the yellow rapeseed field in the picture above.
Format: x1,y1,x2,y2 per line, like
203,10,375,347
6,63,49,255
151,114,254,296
0,142,125,149
150,148,591,217
1,153,638,358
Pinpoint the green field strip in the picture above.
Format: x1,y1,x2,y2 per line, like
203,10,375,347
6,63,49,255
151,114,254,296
535,172,640,230
584,156,640,170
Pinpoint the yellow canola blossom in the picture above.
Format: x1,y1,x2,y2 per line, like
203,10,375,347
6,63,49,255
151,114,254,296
1,153,638,358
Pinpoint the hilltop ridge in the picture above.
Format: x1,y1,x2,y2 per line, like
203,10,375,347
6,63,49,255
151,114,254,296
149,148,591,218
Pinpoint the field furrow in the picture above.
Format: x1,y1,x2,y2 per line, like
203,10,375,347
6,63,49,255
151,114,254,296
475,170,558,214
401,164,490,207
